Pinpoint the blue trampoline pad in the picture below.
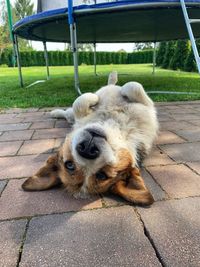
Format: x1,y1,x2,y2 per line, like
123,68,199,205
13,0,200,42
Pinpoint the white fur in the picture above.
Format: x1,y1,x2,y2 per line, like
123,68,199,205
107,71,118,85
50,108,74,123
51,73,159,197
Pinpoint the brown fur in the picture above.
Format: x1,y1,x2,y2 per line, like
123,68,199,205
22,146,154,206
111,168,154,205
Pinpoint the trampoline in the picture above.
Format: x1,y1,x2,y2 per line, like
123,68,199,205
9,0,200,93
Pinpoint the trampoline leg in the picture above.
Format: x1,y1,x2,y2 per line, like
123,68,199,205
14,35,24,88
94,43,97,76
152,42,156,75
180,0,200,73
43,42,50,80
70,23,81,95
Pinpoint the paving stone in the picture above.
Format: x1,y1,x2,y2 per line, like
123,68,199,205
0,154,50,179
16,111,45,118
0,114,17,121
18,139,55,155
159,121,194,131
174,128,200,142
189,120,200,126
19,207,161,267
103,169,167,206
39,107,66,112
141,169,166,201
138,198,200,267
171,114,200,121
0,180,7,195
147,164,200,198
53,138,65,152
0,123,31,131
0,117,24,124
160,142,200,162
168,108,198,114
25,108,40,113
143,148,175,167
32,128,68,139
186,161,200,175
54,120,70,128
23,116,55,122
156,131,186,145
0,179,102,220
102,193,128,207
30,120,55,129
0,130,34,142
158,115,173,122
0,219,27,267
5,108,24,114
0,141,23,156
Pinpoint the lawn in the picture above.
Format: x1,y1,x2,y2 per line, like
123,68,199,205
0,64,200,109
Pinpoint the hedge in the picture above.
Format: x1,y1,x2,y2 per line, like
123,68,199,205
0,49,154,67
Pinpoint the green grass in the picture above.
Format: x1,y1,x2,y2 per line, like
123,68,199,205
0,64,200,109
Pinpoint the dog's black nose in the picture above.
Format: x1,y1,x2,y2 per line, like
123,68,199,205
76,139,100,159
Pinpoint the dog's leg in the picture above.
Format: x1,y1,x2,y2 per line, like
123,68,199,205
50,107,75,124
73,93,99,119
108,71,118,85
121,82,153,106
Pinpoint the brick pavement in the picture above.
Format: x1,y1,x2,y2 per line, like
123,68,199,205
0,102,200,267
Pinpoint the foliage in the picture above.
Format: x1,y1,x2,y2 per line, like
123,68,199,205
0,0,12,54
14,0,34,20
0,50,154,67
134,42,154,51
162,41,176,69
169,40,190,70
184,39,200,72
77,44,93,52
156,42,167,66
13,0,34,49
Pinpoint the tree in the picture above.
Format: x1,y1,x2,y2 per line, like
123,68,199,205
156,42,167,66
14,0,34,20
169,40,190,70
13,0,34,50
77,44,93,52
162,41,176,69
134,42,154,51
0,0,11,55
184,39,200,72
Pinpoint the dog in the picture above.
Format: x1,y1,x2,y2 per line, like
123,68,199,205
22,72,159,206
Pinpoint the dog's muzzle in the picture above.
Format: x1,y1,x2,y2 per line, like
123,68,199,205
76,128,106,159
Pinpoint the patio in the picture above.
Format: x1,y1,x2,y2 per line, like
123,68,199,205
0,101,200,267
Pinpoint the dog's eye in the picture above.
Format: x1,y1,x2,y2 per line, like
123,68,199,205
96,171,108,180
64,161,76,171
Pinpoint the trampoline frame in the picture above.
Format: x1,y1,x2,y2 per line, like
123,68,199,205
6,0,200,93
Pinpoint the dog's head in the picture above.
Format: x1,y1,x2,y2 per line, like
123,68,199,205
22,123,154,206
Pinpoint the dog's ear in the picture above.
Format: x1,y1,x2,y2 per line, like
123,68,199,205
111,167,154,206
108,71,118,85
22,154,61,191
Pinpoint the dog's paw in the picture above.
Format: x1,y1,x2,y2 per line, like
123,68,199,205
73,93,99,118
108,71,118,85
50,108,75,123
121,82,153,106
50,109,66,118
